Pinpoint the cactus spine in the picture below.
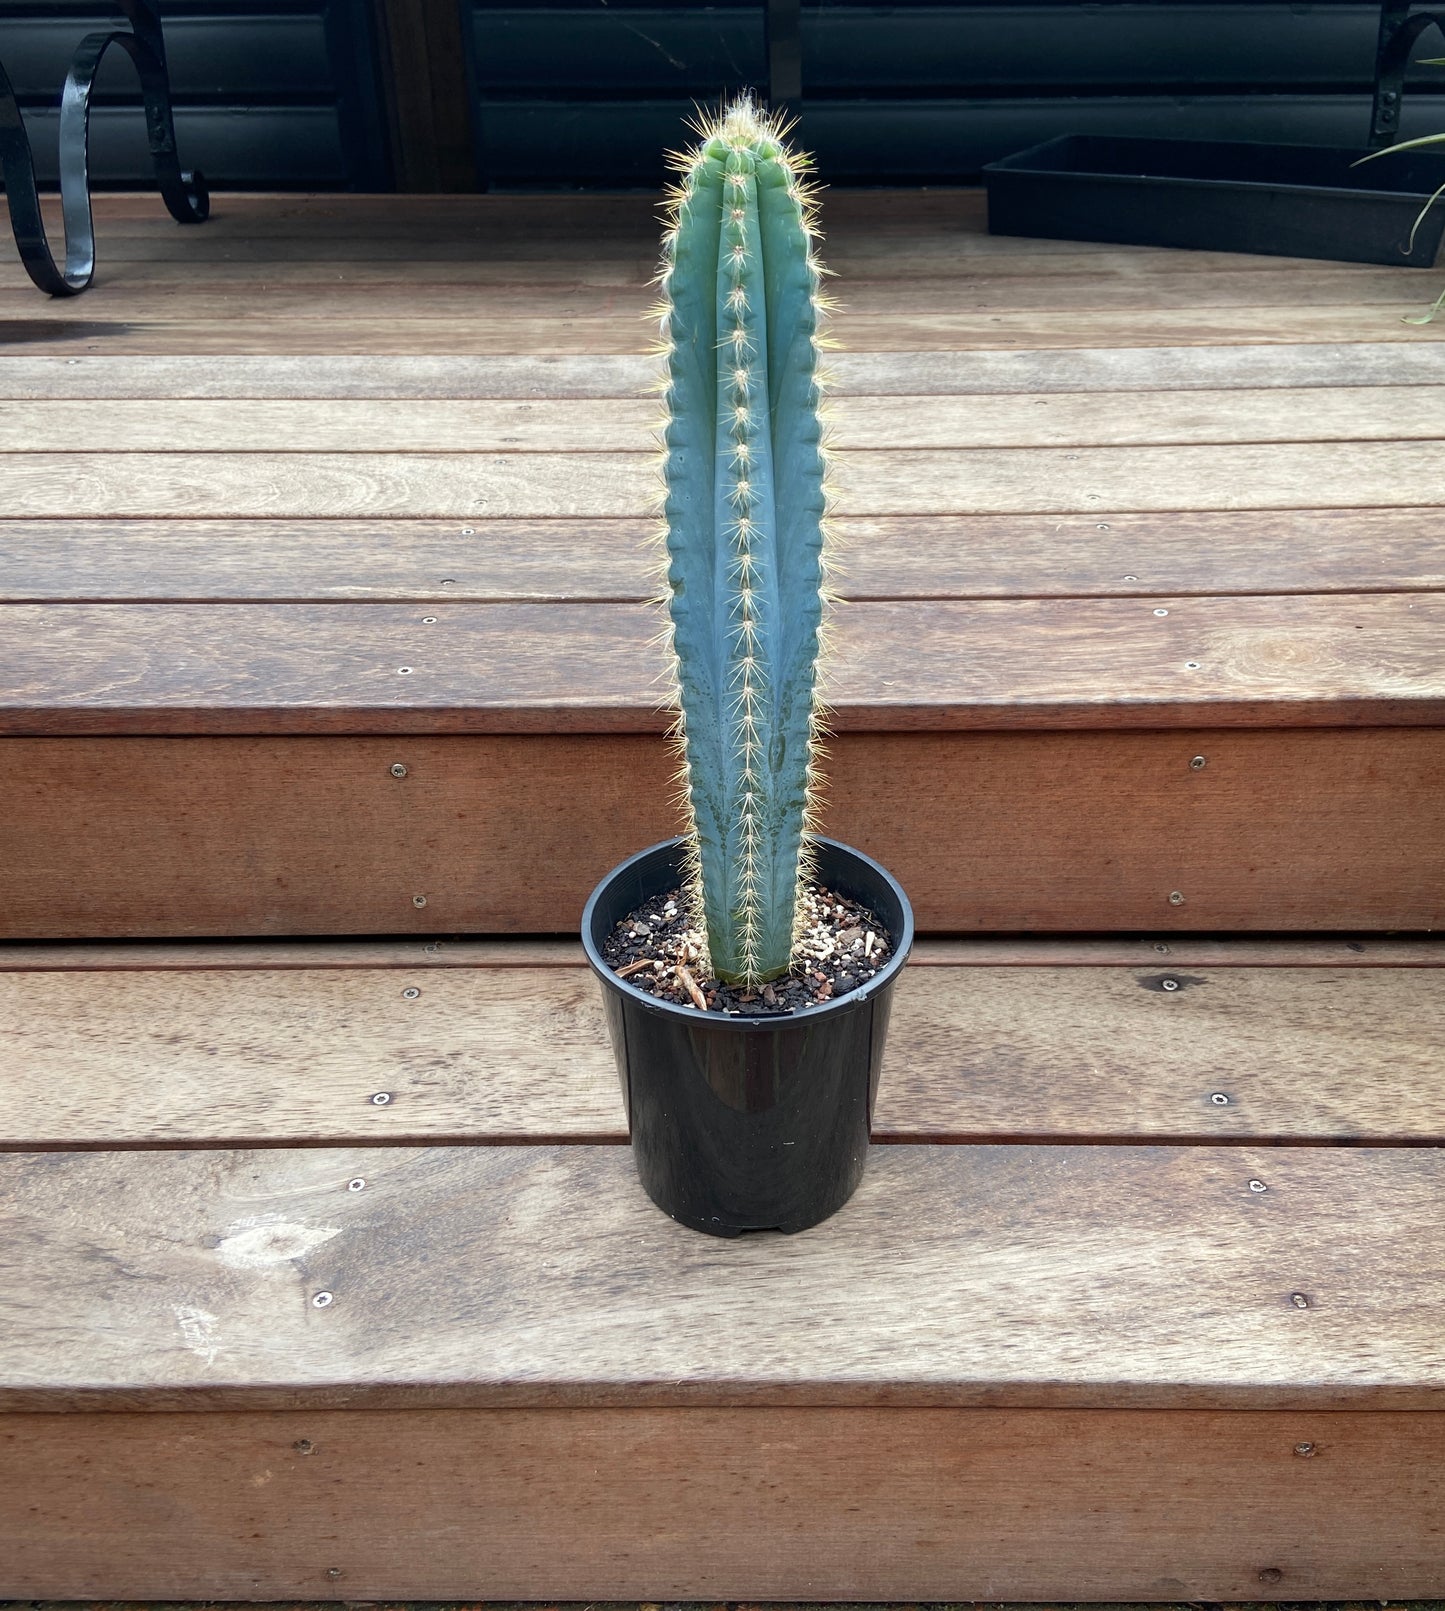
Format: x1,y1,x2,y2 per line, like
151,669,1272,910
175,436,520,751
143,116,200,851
656,98,832,988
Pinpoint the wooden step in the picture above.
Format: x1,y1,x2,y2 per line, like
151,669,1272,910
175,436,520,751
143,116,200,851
2,937,1443,1600
3,935,1443,1148
3,190,1443,940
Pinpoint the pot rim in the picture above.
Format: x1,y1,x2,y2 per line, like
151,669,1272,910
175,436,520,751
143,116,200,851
580,835,914,1031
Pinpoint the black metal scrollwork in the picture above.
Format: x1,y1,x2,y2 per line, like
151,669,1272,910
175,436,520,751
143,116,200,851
1369,1,1445,147
0,0,208,298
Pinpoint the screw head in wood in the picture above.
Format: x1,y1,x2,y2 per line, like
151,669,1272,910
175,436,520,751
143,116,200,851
1161,977,1180,992
402,986,420,999
1249,1179,1267,1193
1291,1292,1311,1309
370,1091,392,1106
1294,1441,1315,1456
1123,574,1138,581
397,666,414,675
422,616,437,624
347,1177,366,1192
293,1438,316,1455
390,762,407,778
1168,890,1185,905
1190,755,1206,770
1210,1092,1230,1106
412,894,427,908
1258,1568,1283,1584
312,1291,334,1309
461,527,475,535
1184,660,1200,670
1153,607,1169,616
325,1568,344,1581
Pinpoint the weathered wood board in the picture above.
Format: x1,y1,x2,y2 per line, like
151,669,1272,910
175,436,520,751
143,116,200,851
10,441,1445,517
3,343,1444,398
9,386,1445,452
2,1143,1442,1411
3,1406,1441,1600
4,729,1442,935
4,509,1445,603
3,948,1443,1148
4,596,1444,734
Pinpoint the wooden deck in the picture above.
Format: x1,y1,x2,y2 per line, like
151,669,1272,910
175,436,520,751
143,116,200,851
2,191,1444,1600
3,192,1445,936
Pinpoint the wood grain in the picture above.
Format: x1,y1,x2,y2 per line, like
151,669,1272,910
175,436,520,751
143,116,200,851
2,1406,1442,1599
9,387,1445,452
3,959,1443,1149
6,306,1444,355
61,242,1426,280
7,266,1441,325
3,596,1443,736
7,441,1444,518
0,518,659,603
4,509,1442,602
3,729,1441,936
2,1142,1443,1410
3,345,1441,400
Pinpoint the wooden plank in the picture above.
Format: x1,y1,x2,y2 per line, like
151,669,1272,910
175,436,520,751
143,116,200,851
3,345,1440,400
2,1143,1443,1410
0,353,664,401
5,936,1442,971
0,188,1413,254
6,307,1445,356
0,964,626,1148
0,938,581,970
2,729,1441,936
7,442,1444,518
9,388,1445,453
2,1406,1442,1600
3,510,1445,604
2,596,1443,736
3,958,1443,1149
59,243,1425,280
0,519,659,604
0,398,659,455
8,266,1443,324
15,186,979,229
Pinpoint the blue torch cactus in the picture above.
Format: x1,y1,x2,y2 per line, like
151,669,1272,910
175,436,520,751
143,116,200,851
655,97,834,987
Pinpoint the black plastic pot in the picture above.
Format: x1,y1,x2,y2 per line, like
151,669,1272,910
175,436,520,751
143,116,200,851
983,134,1445,265
581,836,914,1237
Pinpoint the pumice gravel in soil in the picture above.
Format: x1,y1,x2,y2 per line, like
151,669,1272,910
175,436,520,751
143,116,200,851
601,882,893,1015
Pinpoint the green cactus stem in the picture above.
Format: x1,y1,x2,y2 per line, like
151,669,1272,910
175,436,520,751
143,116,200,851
656,97,832,988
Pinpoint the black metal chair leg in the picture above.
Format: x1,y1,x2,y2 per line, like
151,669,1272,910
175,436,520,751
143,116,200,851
0,0,208,298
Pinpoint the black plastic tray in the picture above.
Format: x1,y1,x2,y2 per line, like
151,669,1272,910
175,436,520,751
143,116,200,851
983,133,1445,265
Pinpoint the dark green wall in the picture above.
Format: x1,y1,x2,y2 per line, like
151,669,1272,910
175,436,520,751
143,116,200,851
8,1,1445,191
465,1,1445,187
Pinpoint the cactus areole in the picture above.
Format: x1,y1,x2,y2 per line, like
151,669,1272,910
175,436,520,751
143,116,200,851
657,98,832,989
